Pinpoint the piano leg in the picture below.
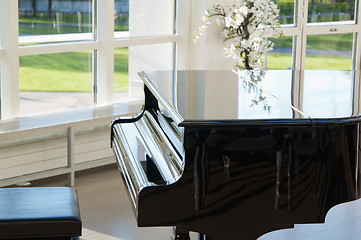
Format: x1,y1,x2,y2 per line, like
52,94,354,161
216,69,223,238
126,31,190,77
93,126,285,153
198,233,210,240
171,227,191,240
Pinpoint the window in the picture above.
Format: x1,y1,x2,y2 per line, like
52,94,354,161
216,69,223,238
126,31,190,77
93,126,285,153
114,47,129,101
19,51,93,116
265,36,294,70
305,33,353,70
114,0,129,32
18,0,94,117
2,0,360,120
0,0,178,119
18,0,93,39
275,0,295,25
307,0,355,23
262,0,361,113
302,70,353,117
265,0,360,71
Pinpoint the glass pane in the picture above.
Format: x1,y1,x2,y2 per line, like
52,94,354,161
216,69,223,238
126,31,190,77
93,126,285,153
265,36,293,70
114,0,129,32
275,0,295,25
129,43,174,98
308,0,355,23
305,33,353,70
114,47,129,102
19,51,93,116
129,0,175,37
303,70,353,118
18,0,93,40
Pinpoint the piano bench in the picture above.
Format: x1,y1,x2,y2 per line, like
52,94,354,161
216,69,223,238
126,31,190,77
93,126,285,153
0,187,82,240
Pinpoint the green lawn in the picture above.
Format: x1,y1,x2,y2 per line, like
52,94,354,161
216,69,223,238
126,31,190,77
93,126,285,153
114,48,129,92
19,48,128,92
267,53,352,70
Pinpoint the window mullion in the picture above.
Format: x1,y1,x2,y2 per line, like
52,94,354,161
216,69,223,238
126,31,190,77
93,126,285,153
92,0,98,105
355,0,361,70
353,0,361,116
298,0,308,72
95,0,114,106
175,0,191,70
0,0,19,120
18,41,100,56
294,0,307,112
305,24,360,35
291,0,308,114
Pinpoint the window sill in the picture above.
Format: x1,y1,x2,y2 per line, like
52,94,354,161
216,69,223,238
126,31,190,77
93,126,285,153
0,100,143,143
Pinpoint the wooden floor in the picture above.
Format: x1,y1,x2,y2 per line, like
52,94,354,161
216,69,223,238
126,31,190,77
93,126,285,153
81,228,124,240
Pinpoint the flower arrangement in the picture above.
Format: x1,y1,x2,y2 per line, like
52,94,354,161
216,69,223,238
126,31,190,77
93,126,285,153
194,0,283,70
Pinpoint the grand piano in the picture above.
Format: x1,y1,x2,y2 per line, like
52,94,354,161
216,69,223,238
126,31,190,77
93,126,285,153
111,70,361,240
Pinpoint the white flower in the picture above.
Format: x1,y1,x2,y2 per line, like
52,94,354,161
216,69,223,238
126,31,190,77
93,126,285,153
194,0,283,70
239,6,248,16
225,16,232,28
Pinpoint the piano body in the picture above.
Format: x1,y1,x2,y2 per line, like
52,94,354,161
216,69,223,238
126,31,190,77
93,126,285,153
111,70,361,239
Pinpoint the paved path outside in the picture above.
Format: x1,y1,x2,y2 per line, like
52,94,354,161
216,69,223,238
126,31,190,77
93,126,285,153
20,91,130,117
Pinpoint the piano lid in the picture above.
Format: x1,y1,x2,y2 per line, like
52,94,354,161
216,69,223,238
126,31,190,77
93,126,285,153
139,70,357,125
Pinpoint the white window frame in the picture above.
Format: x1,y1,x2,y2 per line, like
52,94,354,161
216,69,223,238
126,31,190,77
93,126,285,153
0,0,181,120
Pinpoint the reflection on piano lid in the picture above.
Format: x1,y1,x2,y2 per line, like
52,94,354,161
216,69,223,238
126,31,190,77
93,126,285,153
140,70,355,123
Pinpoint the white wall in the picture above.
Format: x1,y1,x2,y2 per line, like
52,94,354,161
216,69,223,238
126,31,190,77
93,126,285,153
189,0,234,70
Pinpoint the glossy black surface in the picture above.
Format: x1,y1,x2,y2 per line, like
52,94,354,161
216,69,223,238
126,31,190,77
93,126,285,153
111,70,361,240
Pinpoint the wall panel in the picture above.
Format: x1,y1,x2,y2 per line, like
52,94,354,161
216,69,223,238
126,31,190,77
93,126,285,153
0,136,67,180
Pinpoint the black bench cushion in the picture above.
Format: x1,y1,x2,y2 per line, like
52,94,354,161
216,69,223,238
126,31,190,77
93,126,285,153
0,187,81,238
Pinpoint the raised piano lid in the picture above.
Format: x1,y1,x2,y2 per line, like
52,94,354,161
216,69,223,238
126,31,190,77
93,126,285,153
139,70,358,126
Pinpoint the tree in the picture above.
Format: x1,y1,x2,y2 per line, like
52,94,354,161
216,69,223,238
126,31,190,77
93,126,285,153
32,0,37,17
48,0,53,18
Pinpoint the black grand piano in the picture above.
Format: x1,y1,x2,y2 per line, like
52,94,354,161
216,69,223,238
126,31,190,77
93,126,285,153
111,70,361,240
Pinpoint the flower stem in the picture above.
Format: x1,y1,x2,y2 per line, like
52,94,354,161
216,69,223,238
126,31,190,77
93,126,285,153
241,2,254,70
